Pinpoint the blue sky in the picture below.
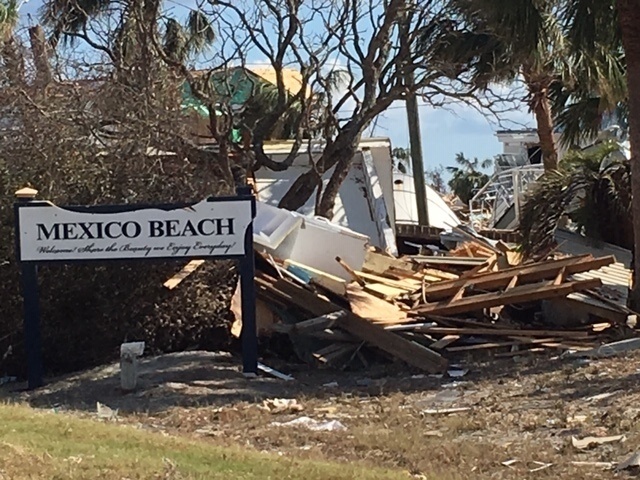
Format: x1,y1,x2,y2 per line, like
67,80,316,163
18,0,535,175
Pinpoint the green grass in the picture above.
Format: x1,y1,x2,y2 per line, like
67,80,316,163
0,404,409,479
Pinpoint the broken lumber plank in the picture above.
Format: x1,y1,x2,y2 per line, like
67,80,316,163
445,338,559,352
422,268,459,280
429,335,460,350
451,226,503,254
426,315,505,329
163,260,205,289
337,313,448,373
419,325,592,339
277,311,347,334
313,343,355,364
256,274,448,373
336,256,366,286
355,271,421,290
346,284,410,325
422,255,612,301
363,249,416,275
283,260,347,296
363,283,408,300
413,278,603,316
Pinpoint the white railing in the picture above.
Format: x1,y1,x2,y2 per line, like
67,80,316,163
469,165,545,230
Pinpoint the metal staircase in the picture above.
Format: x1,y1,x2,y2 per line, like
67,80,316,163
469,164,544,230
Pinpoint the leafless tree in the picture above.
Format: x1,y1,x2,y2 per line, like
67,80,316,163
196,0,514,218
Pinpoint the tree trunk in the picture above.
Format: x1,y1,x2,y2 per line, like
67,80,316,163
278,121,365,215
316,142,359,218
618,0,640,309
278,169,321,211
530,86,558,171
28,25,52,90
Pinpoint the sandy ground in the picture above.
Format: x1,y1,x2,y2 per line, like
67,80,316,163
4,349,640,479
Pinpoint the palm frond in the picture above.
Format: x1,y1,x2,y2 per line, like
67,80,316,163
186,9,214,53
163,17,186,61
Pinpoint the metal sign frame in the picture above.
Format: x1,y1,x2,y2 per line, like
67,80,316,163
14,186,258,389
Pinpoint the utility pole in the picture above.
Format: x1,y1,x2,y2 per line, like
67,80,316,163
405,73,429,226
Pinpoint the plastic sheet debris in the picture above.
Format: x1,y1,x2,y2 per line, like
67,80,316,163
271,416,347,431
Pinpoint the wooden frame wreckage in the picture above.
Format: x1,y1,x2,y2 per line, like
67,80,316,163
164,202,635,375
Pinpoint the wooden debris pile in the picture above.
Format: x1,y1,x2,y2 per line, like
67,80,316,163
163,231,636,374
246,243,634,373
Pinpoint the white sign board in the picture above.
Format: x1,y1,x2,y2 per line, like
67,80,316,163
17,199,253,262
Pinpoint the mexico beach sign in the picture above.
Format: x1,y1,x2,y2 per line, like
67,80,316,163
14,187,258,390
17,199,253,262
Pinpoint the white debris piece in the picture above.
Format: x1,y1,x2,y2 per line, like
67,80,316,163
271,416,347,431
261,398,304,414
96,402,118,421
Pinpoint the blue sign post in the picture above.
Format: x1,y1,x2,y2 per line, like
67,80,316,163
14,186,258,390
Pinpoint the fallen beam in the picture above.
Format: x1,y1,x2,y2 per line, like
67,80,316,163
418,326,592,339
412,278,603,316
422,255,613,301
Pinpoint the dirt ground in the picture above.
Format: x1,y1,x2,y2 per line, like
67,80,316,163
4,349,640,479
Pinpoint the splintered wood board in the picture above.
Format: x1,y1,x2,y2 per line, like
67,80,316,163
420,326,592,339
163,260,205,289
363,283,408,300
356,271,421,291
346,284,410,325
284,259,347,296
363,250,416,275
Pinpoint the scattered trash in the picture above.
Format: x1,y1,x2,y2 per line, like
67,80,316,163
528,461,553,473
422,407,471,415
571,461,615,470
194,427,221,437
566,414,587,424
501,459,518,467
447,368,469,378
571,434,626,450
96,402,118,421
261,398,304,414
323,381,339,388
584,391,621,403
257,362,294,381
271,416,347,431
616,451,640,471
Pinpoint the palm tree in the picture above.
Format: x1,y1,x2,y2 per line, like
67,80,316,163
1,0,22,85
452,0,626,172
451,0,567,171
518,141,631,256
562,0,640,308
446,152,492,204
40,0,214,64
